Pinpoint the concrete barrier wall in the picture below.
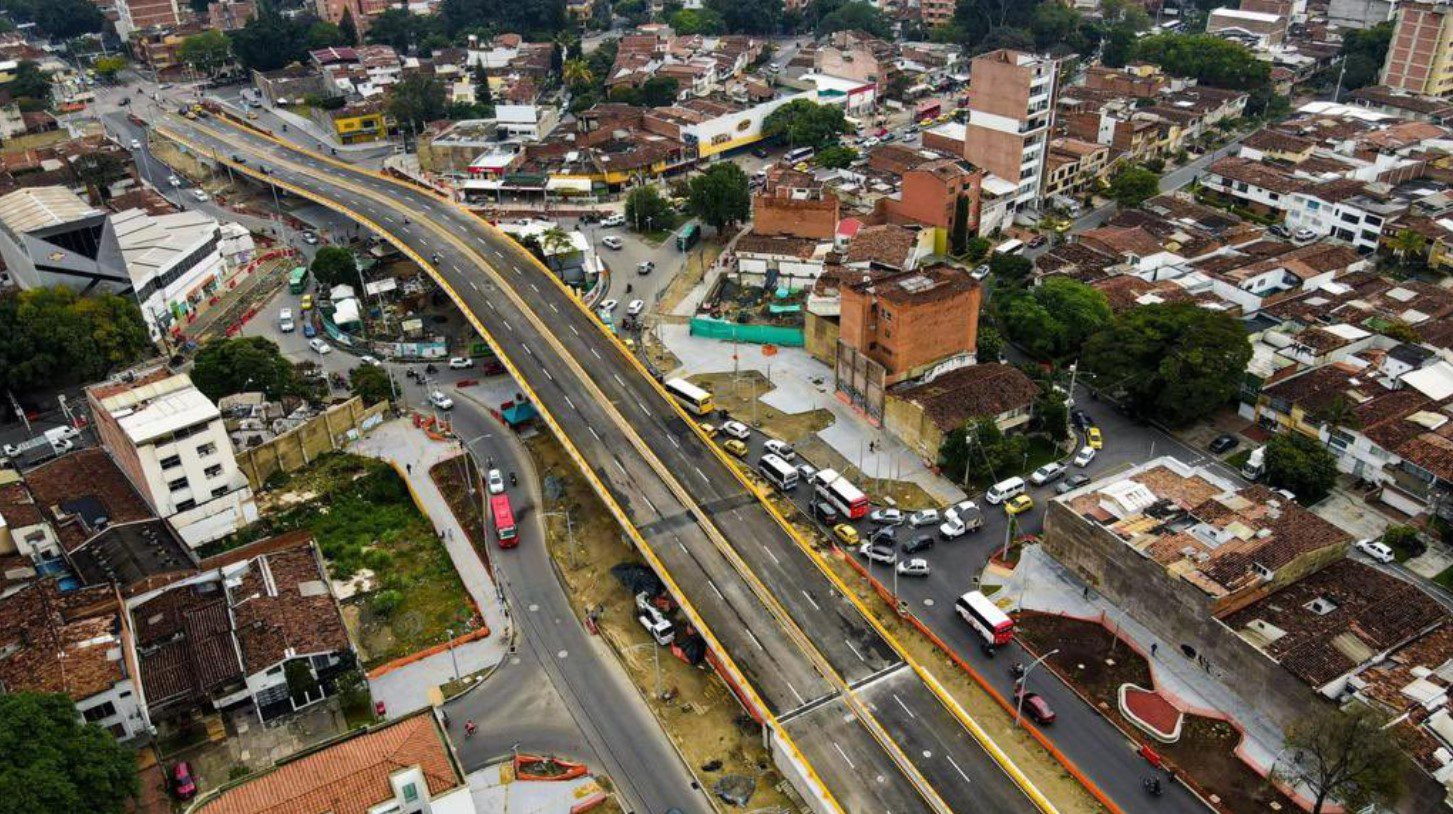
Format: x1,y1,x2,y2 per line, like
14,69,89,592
236,397,389,488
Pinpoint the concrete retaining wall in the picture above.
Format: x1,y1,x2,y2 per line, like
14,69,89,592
236,397,389,489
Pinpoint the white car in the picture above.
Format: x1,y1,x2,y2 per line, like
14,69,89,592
939,517,968,539
869,508,904,526
627,299,645,316
1073,446,1097,467
192,189,209,202
301,231,319,245
130,138,141,149
908,508,940,528
720,420,751,440
278,308,294,332
859,542,897,565
167,175,181,187
764,438,795,460
946,500,978,521
448,357,473,369
600,214,626,227
428,390,454,410
1292,227,1317,243
637,261,654,275
601,236,624,250
896,558,931,577
486,468,505,494
1030,462,1066,486
599,298,619,312
1355,538,1395,563
358,355,381,366
308,338,331,355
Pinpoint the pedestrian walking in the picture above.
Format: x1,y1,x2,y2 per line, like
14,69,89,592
406,463,412,475
1151,643,1158,658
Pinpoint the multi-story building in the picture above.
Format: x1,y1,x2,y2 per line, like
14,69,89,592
921,0,955,28
0,186,130,294
963,50,1056,212
1041,137,1110,202
206,0,257,30
837,263,982,389
85,366,258,548
1206,8,1289,49
114,0,181,38
113,208,229,341
1382,0,1453,97
1283,178,1405,253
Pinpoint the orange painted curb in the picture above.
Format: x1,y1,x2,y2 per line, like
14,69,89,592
366,626,491,679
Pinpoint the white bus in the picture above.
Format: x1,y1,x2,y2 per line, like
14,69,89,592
956,590,1014,646
815,475,868,519
758,453,799,492
664,378,715,416
784,146,815,165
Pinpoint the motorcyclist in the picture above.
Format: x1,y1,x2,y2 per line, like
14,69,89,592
509,471,518,486
465,719,477,738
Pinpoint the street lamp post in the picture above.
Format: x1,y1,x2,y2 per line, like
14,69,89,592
444,628,460,682
626,640,664,701
1014,648,1060,727
544,510,577,568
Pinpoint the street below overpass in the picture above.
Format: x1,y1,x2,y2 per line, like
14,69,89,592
156,114,1043,814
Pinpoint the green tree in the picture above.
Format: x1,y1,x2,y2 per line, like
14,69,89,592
1031,390,1069,442
307,20,346,50
339,6,360,46
1002,277,1111,359
1279,704,1404,814
640,76,679,107
0,0,104,40
0,693,138,813
438,0,566,39
816,1,890,38
474,64,494,108
387,74,447,131
763,99,849,149
976,324,1004,362
670,7,725,34
6,60,51,102
939,418,1028,487
988,252,1032,287
1131,33,1271,91
1030,2,1082,51
1107,164,1159,208
349,363,394,404
231,5,312,72
310,246,358,289
190,336,302,401
688,162,751,231
706,0,782,34
951,0,1038,51
1388,227,1428,262
562,58,593,88
815,145,858,168
0,288,149,393
366,8,419,53
625,184,672,232
1081,302,1251,426
179,30,233,77
1264,431,1338,504
91,56,127,81
1339,22,1392,93
74,151,129,203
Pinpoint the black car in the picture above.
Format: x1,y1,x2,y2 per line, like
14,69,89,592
902,535,935,555
813,501,840,523
1269,224,1291,238
1071,409,1094,431
1209,434,1240,454
869,526,896,547
1055,474,1091,495
752,147,771,158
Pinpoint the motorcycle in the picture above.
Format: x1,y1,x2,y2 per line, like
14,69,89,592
425,363,438,374
509,472,518,486
979,641,996,659
1142,778,1162,797
1010,662,1026,680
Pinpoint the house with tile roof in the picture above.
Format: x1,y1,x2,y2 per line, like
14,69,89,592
882,363,1041,461
190,709,473,814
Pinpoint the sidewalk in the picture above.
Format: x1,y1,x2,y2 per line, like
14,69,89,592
1001,546,1290,777
350,418,511,717
657,322,966,505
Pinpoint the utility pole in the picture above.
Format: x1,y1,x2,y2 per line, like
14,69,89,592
1014,649,1060,727
9,391,30,434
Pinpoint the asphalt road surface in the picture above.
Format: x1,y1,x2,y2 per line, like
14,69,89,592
156,113,1040,814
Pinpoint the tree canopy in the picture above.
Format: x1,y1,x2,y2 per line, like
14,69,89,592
438,0,568,39
1131,33,1271,91
1264,431,1338,505
940,418,1029,487
179,30,234,77
387,74,447,131
816,1,891,38
0,0,104,41
607,76,679,107
1081,302,1251,426
706,0,783,34
0,287,150,393
231,6,314,72
1338,22,1393,93
0,693,138,814
349,364,395,405
1280,704,1404,814
688,162,751,231
190,336,302,402
625,185,673,232
5,60,51,103
310,246,358,290
91,56,127,81
815,145,858,168
1107,164,1160,208
365,8,443,54
762,99,849,149
670,8,725,35
1000,278,1112,360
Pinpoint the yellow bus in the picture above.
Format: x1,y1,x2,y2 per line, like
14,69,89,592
665,378,714,416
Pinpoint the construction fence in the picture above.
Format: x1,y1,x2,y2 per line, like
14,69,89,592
236,397,390,489
688,317,804,347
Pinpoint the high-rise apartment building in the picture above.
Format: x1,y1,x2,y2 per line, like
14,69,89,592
1382,0,1453,97
114,0,181,38
962,49,1056,212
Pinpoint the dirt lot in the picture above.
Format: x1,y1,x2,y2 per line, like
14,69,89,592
657,239,723,317
1017,613,1298,814
526,433,801,814
690,370,833,444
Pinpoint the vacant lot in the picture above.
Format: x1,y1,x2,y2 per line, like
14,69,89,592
228,452,479,667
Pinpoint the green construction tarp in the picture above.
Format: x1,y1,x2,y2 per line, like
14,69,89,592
689,317,804,346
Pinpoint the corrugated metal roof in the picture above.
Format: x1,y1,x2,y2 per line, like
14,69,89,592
0,186,97,234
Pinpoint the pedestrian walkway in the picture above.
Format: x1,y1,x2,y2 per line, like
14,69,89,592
350,418,511,717
1001,547,1298,783
658,322,965,505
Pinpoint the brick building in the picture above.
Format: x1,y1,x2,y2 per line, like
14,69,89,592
963,50,1056,212
115,0,181,37
753,166,839,240
1382,0,1453,97
1082,64,1169,99
878,157,983,238
837,263,982,391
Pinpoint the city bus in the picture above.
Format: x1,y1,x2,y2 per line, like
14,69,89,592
675,222,700,252
816,474,869,519
783,146,815,165
757,453,799,492
490,493,518,548
288,266,309,294
956,590,1014,646
664,378,714,416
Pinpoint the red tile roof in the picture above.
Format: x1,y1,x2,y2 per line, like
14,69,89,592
0,581,125,701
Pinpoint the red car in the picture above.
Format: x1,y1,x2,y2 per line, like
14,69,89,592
1016,691,1056,725
171,762,197,800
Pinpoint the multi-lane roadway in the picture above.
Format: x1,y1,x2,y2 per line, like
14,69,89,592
155,112,1044,814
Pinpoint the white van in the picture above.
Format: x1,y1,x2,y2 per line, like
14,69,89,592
811,468,839,490
984,476,1026,505
763,438,795,461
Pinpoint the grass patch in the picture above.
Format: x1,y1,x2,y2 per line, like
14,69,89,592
1436,565,1453,591
1226,448,1251,471
219,452,479,668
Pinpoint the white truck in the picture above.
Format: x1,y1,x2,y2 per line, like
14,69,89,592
1242,445,1266,481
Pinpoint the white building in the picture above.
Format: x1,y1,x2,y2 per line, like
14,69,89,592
1283,180,1404,253
85,367,258,549
0,186,131,293
113,208,228,341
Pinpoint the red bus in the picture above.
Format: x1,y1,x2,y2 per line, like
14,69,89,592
816,475,869,519
490,493,518,548
915,99,942,121
956,591,1014,646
